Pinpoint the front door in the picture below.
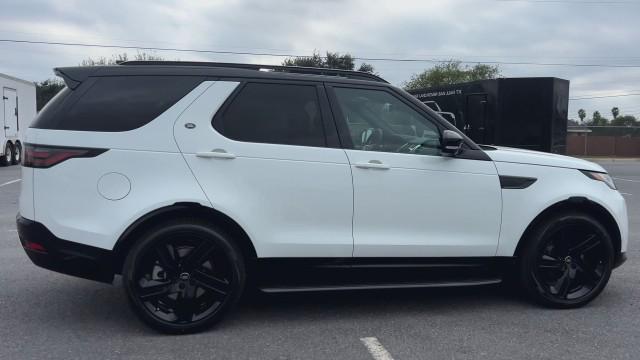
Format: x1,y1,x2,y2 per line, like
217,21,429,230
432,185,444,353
174,80,354,258
3,88,18,137
327,85,502,257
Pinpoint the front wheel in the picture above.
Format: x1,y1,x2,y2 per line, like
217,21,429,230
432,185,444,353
122,220,245,333
519,211,614,308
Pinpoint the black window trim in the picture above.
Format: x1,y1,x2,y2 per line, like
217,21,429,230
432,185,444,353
211,79,340,149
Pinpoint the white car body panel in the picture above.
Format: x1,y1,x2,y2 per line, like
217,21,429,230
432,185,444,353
493,159,628,256
174,81,355,258
487,146,605,172
19,77,629,263
345,149,502,257
23,82,216,250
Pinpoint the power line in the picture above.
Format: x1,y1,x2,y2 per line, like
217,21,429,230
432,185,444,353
495,0,639,4
570,93,640,100
2,38,640,69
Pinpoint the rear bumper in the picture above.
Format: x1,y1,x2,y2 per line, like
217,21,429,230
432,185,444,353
16,214,114,283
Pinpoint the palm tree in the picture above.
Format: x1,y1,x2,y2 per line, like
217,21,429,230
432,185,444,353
578,109,586,124
611,107,620,120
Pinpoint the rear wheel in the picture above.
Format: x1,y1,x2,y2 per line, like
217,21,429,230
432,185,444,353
519,211,613,308
12,142,21,165
122,219,245,333
1,143,12,166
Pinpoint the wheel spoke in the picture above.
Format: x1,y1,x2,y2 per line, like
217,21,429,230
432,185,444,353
192,269,229,297
173,298,195,322
569,234,600,256
552,269,572,298
538,255,563,270
576,260,602,285
155,245,177,273
138,283,171,301
182,241,215,270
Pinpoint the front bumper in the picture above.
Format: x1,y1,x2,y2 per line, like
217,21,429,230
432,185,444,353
16,215,115,283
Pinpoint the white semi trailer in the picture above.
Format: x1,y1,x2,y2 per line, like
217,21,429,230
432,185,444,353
1,73,36,166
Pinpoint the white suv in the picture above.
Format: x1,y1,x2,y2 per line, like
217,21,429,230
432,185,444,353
17,62,628,333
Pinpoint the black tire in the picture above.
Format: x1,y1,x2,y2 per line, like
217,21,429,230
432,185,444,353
12,142,21,165
519,211,614,308
0,143,12,167
122,219,245,334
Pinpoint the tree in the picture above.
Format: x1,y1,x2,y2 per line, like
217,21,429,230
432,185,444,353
591,111,609,126
611,115,637,127
611,107,620,120
80,52,165,66
403,60,501,90
282,51,375,73
578,109,586,124
35,79,65,111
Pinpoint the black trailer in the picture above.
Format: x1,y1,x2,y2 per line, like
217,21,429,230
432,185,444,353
407,77,569,154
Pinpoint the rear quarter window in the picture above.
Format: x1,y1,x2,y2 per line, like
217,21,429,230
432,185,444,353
31,76,202,132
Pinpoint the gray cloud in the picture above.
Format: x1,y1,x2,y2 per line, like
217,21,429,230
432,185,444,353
0,0,638,118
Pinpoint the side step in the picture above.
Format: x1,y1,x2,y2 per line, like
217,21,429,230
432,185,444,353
255,257,513,294
260,278,502,294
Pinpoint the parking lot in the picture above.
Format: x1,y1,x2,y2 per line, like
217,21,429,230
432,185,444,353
1,161,639,360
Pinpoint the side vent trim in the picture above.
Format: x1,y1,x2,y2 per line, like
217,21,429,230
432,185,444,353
499,175,537,189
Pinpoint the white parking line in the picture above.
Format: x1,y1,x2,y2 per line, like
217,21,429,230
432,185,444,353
0,179,21,188
620,192,633,196
613,177,640,183
361,337,395,360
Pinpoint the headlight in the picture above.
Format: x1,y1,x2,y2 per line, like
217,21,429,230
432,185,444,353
580,170,616,190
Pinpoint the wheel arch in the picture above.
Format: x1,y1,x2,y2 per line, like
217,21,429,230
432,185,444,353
513,196,622,261
112,202,258,274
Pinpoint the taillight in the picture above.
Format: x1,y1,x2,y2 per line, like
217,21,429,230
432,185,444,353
23,143,107,168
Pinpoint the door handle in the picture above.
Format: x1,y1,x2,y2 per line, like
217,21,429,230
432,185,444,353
354,160,390,170
196,149,236,159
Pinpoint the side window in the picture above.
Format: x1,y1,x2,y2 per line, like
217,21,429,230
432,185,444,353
333,87,441,155
32,76,202,132
213,83,326,147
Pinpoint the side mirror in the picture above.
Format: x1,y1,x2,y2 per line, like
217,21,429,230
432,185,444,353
442,130,464,155
437,112,457,127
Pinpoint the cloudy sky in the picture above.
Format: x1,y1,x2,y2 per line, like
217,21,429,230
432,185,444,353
1,0,639,121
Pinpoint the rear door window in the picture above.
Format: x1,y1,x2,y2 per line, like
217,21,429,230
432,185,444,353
213,82,327,147
32,76,202,132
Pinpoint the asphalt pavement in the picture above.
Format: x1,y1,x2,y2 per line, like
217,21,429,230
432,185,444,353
1,161,639,360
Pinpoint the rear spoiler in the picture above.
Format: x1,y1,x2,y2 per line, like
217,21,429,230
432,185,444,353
53,67,99,90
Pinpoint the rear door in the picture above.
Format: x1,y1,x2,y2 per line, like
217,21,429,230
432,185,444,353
327,84,502,257
174,80,354,258
3,88,18,137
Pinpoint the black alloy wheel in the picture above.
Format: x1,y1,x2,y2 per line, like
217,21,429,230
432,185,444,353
123,220,245,333
520,211,614,308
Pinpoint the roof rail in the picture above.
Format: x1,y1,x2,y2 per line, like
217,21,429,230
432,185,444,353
119,61,388,83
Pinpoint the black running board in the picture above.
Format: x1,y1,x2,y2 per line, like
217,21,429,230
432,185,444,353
254,257,514,294
260,278,502,294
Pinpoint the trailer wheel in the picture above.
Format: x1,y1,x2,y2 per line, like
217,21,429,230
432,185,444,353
0,143,12,167
12,142,21,165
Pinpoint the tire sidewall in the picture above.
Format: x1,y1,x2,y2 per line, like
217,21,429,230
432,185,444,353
122,221,245,334
12,143,21,165
1,143,11,166
520,212,614,308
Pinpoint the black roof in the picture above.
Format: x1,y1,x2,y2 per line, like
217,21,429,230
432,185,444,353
54,61,388,90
